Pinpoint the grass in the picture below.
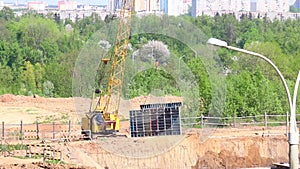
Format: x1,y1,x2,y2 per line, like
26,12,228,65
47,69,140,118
26,108,39,114
14,155,43,159
36,115,59,124
7,130,23,139
36,113,70,124
60,113,70,124
45,159,66,164
0,144,28,152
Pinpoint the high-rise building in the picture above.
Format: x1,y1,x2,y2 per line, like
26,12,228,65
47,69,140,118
106,0,186,15
159,0,185,16
193,0,290,17
182,0,192,14
27,1,47,10
107,0,122,12
58,0,77,11
135,0,160,12
135,0,147,12
168,0,184,16
250,0,257,12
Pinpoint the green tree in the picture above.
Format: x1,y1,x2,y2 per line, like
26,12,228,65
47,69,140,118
34,63,44,94
43,80,54,97
12,16,60,64
21,61,36,95
0,7,14,20
0,63,13,94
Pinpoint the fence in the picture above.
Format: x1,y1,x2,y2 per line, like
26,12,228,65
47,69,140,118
0,113,296,141
0,120,81,141
25,144,62,161
180,113,295,128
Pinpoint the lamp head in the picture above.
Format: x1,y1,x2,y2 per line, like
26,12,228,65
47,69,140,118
207,38,228,47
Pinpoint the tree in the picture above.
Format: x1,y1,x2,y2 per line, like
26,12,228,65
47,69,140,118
0,63,13,94
243,41,293,79
15,16,60,58
34,63,44,93
0,7,14,21
187,57,212,116
134,40,170,64
0,20,11,41
21,61,36,95
43,80,54,97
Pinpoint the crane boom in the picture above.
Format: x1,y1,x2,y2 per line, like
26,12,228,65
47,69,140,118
103,0,134,121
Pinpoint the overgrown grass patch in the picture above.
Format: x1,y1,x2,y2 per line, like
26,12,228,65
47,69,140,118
0,144,28,152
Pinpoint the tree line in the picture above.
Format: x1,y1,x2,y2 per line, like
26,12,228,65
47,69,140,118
1,7,300,118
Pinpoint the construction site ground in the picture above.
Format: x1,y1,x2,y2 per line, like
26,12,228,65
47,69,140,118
0,94,291,169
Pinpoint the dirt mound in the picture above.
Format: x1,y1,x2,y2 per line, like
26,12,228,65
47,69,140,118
129,95,183,109
192,136,279,169
193,149,252,169
193,151,225,169
0,94,16,102
0,94,48,103
193,149,274,169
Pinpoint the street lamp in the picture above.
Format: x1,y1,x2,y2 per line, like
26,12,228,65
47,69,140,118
207,38,300,169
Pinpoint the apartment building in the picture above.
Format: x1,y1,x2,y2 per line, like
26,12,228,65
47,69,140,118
27,1,47,11
192,0,290,17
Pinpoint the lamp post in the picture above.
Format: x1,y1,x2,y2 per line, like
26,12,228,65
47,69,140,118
207,38,300,169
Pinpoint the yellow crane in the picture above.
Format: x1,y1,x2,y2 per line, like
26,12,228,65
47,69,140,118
82,0,134,138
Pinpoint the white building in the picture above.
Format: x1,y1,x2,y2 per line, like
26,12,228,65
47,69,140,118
107,0,122,11
194,0,290,17
58,0,78,11
132,0,160,13
183,0,192,14
27,2,47,11
0,1,3,10
135,0,147,12
168,0,184,16
158,0,186,16
107,0,185,16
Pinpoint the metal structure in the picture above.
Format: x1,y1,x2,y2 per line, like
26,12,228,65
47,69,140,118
207,37,300,169
81,0,135,137
130,102,182,137
102,0,134,125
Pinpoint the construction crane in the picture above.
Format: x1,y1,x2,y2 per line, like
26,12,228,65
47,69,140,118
81,0,134,138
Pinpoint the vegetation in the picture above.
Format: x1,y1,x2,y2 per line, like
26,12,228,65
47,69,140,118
14,155,43,159
45,159,66,165
1,7,300,119
0,144,28,152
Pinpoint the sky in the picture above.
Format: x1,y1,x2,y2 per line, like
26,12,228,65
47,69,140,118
2,0,296,6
